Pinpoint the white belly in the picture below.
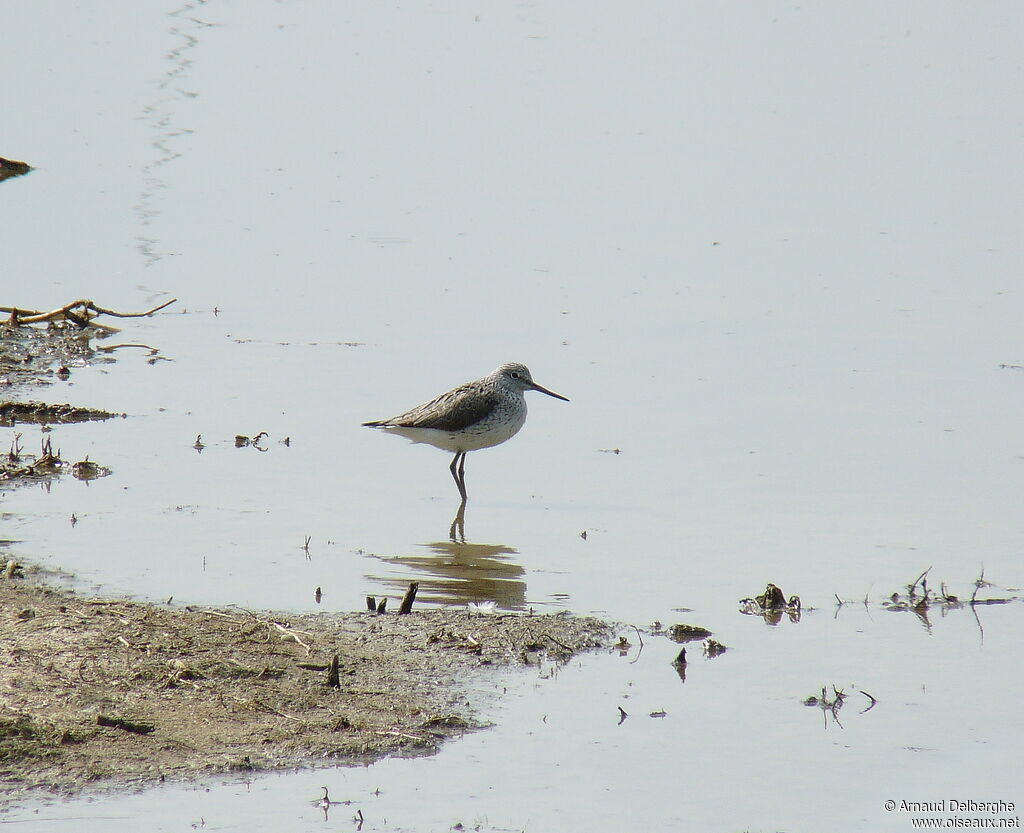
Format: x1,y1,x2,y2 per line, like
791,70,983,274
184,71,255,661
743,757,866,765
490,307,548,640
383,406,527,453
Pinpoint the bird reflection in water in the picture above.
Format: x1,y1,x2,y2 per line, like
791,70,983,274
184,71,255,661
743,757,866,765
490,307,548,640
368,500,527,610
450,499,467,542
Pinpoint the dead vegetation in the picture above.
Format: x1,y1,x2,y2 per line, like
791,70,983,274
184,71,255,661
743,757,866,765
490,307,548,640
878,566,1013,612
0,568,612,801
873,567,1019,634
665,623,712,643
1,435,63,483
641,622,727,686
802,685,877,728
0,157,31,183
2,298,176,333
739,582,802,623
0,298,175,390
0,434,110,489
0,401,121,427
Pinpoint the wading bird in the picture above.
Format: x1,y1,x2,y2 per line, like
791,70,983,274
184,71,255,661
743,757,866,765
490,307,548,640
363,362,568,501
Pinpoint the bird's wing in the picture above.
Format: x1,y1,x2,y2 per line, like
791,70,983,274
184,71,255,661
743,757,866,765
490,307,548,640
387,384,501,432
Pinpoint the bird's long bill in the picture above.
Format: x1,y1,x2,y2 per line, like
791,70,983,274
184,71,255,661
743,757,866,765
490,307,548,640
529,380,570,401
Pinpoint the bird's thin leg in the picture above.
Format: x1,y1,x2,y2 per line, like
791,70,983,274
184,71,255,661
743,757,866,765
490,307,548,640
450,452,468,502
449,452,460,491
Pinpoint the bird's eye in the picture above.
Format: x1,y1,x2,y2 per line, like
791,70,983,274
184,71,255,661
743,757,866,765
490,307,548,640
510,371,520,379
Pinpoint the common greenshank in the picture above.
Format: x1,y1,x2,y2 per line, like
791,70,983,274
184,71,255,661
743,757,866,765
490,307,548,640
363,362,568,501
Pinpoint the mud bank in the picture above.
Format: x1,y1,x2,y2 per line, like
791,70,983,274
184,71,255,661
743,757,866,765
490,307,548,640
0,570,612,803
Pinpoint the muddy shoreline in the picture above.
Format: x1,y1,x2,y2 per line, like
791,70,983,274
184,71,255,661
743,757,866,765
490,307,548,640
0,568,612,805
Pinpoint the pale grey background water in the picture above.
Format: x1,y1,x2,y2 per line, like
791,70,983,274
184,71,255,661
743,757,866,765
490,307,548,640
2,1,1022,831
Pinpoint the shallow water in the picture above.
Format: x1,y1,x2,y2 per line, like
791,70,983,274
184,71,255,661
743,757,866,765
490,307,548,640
2,1,1023,830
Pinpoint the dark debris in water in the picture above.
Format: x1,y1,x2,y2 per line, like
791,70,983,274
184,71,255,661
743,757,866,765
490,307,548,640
234,431,269,449
0,400,122,427
878,567,1018,630
803,685,877,728
646,622,726,671
0,434,111,489
70,457,112,481
0,157,31,183
703,638,727,658
1,435,63,485
0,299,175,391
666,623,712,643
739,582,802,623
0,320,110,390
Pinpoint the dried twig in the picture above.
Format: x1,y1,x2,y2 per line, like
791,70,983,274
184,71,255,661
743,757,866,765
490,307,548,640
3,298,177,331
257,619,314,654
629,625,645,664
970,567,990,605
908,567,932,597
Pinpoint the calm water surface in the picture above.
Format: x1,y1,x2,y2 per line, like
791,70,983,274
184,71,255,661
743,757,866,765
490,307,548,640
2,1,1022,830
